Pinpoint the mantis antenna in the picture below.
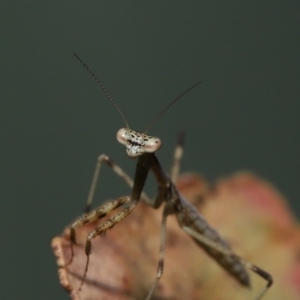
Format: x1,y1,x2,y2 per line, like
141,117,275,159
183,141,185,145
143,80,201,134
73,53,130,129
74,53,201,134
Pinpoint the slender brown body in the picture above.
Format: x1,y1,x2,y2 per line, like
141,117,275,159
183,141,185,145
140,153,250,287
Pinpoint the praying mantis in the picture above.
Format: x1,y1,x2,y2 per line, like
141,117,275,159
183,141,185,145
64,54,273,300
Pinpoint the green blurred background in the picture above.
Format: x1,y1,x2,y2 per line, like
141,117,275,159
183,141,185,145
1,2,299,299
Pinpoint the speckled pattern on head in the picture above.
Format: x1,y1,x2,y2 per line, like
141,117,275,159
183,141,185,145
117,128,162,158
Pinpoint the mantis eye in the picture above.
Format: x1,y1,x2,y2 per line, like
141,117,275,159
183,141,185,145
144,137,162,153
116,128,128,145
